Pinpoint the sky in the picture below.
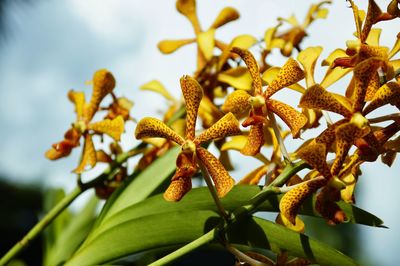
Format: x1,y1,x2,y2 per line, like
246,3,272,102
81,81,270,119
0,0,400,265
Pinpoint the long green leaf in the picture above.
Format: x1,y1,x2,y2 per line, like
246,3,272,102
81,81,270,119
68,186,381,265
66,210,358,266
95,146,180,227
88,186,384,243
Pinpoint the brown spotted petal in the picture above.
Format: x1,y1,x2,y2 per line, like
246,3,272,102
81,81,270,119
86,69,116,120
164,152,197,201
74,134,97,173
331,121,370,176
299,84,353,118
315,119,347,149
196,147,235,198
360,0,383,43
241,123,264,156
297,142,332,180
210,7,239,29
231,47,262,95
363,82,400,115
353,57,383,112
181,75,203,140
280,177,327,225
221,89,251,117
135,117,185,145
264,58,305,99
194,112,241,145
316,186,347,225
266,99,307,138
89,116,125,141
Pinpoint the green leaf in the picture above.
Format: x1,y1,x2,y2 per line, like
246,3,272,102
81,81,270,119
68,186,381,265
86,146,180,240
44,196,98,266
227,216,358,266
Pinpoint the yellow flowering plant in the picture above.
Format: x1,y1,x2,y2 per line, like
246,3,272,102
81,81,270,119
2,0,400,265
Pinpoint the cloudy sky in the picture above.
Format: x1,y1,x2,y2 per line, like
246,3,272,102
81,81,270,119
1,0,399,264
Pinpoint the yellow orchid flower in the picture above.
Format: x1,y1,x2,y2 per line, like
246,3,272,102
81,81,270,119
45,70,125,173
135,75,241,201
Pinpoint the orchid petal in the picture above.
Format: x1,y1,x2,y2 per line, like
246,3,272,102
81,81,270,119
74,134,96,173
231,47,262,95
89,116,125,141
221,89,251,117
261,67,305,94
210,7,239,29
158,38,196,54
140,80,176,102
181,75,203,140
321,49,352,88
194,112,241,145
265,58,305,99
297,46,323,88
299,84,353,118
241,123,264,156
267,99,307,138
176,0,201,34
218,67,253,91
135,117,185,145
197,29,215,61
196,147,235,198
364,82,400,115
297,142,332,179
68,90,86,120
279,177,327,225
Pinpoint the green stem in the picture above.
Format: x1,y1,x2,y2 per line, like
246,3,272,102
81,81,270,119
197,159,230,221
267,111,292,165
0,187,84,266
0,143,146,265
148,228,217,266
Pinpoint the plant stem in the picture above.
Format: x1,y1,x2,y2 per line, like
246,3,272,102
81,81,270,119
267,111,292,165
197,159,230,221
226,244,268,266
148,228,217,266
0,187,84,266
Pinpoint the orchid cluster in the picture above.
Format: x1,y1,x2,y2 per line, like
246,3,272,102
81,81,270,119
42,0,400,264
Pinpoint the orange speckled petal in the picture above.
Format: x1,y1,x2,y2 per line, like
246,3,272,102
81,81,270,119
85,69,116,120
164,177,193,201
315,119,347,148
196,147,235,198
265,58,305,99
299,84,353,118
241,123,264,156
210,7,240,29
221,89,251,117
74,134,97,173
364,72,380,101
180,75,203,140
363,82,400,115
231,47,262,95
331,121,370,176
297,142,332,180
89,116,125,141
135,117,185,145
280,177,327,225
68,90,86,120
353,57,383,112
360,0,382,43
157,38,196,54
266,99,307,138
194,112,241,144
